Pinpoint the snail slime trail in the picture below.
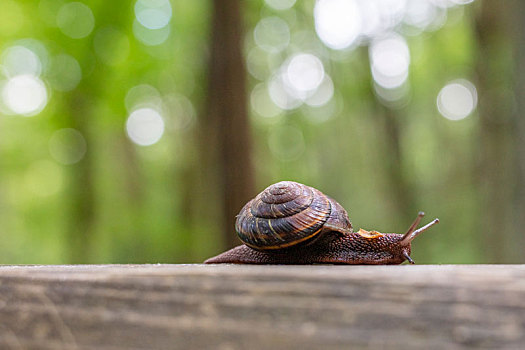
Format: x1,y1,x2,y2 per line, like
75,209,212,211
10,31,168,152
205,181,439,265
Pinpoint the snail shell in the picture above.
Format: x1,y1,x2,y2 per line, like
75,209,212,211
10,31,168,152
235,181,352,250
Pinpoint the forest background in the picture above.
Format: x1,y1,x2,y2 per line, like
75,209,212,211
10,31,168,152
0,0,524,264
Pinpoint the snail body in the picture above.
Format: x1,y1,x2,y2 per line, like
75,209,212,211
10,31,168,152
205,181,439,265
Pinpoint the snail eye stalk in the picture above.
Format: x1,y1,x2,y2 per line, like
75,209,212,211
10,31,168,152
403,251,415,264
404,212,425,236
400,218,440,245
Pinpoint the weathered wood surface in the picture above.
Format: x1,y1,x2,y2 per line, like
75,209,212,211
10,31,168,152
0,264,524,350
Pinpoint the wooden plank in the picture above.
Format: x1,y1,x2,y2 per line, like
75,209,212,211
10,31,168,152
0,264,524,349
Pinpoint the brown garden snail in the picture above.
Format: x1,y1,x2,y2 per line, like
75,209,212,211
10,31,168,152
205,181,439,265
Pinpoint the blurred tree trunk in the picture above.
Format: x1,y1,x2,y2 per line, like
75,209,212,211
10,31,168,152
202,0,255,249
474,1,520,262
378,106,416,225
66,94,96,263
64,3,134,263
120,136,143,203
510,0,525,262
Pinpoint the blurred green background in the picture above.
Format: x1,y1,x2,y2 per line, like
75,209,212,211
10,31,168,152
0,0,523,264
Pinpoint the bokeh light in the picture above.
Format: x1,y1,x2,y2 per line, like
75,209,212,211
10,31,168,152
254,17,290,53
164,93,196,131
313,0,474,51
285,53,325,95
126,107,165,146
449,0,475,5
47,54,82,91
1,45,42,77
49,128,88,165
267,53,329,110
374,82,411,108
358,0,406,39
134,0,172,30
125,84,162,112
133,20,170,46
265,0,296,11
56,2,95,39
437,79,477,120
246,47,272,81
251,83,283,120
429,0,451,8
268,72,302,110
404,0,440,31
314,0,362,50
304,95,341,124
1,75,48,116
304,75,334,107
369,34,410,89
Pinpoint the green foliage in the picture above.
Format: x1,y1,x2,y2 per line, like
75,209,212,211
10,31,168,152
0,0,518,264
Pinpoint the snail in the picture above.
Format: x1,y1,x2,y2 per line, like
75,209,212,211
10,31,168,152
205,181,439,265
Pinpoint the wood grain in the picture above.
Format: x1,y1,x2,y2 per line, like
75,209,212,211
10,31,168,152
0,264,524,349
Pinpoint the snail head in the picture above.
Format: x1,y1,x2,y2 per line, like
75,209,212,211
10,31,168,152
399,212,440,264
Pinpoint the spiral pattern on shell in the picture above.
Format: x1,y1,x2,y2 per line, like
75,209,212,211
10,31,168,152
235,181,332,250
